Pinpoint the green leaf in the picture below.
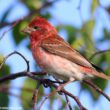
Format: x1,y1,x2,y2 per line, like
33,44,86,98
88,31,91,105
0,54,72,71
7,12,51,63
0,64,10,107
0,55,4,64
106,6,110,14
0,64,10,78
22,0,43,10
42,12,51,19
74,106,79,110
92,78,108,100
103,28,110,40
71,37,84,49
0,92,9,107
81,77,108,101
20,78,44,110
64,25,78,44
81,50,109,101
91,0,99,13
59,99,66,110
12,21,28,45
81,20,95,58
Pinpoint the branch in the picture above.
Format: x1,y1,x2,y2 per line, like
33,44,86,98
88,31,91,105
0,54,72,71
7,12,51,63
0,71,46,83
37,96,48,110
77,0,84,23
38,83,87,110
32,82,41,110
0,50,110,109
1,70,110,109
52,83,87,110
89,49,110,60
64,94,72,110
0,0,59,40
0,51,30,71
0,69,86,110
83,80,110,101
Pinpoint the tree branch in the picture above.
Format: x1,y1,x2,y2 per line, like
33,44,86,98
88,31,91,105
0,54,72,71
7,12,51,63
51,83,87,110
32,82,41,110
83,80,110,101
64,94,72,110
0,51,30,71
89,49,110,60
0,0,60,40
0,71,46,83
0,50,110,109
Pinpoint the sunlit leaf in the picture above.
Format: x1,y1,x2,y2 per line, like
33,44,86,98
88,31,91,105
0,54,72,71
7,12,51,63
81,20,95,57
22,0,42,10
91,0,99,13
0,55,4,64
71,37,84,49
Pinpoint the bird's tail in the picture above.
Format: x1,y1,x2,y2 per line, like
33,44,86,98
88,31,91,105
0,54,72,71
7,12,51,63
80,66,110,80
91,70,110,80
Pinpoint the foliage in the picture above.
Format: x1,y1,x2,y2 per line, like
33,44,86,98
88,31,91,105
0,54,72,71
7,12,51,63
0,0,110,110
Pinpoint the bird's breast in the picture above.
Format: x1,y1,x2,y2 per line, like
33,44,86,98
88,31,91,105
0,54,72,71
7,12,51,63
32,45,54,70
31,44,91,81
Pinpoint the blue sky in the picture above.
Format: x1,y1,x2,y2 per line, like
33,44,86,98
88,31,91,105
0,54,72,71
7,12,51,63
0,0,110,110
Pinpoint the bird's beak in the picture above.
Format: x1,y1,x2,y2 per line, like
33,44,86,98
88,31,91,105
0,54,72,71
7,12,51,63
22,26,33,35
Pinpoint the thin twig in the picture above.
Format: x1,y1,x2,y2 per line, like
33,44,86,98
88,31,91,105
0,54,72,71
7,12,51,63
0,50,109,109
0,20,22,41
0,0,59,40
51,83,87,110
83,80,110,101
0,70,109,109
37,96,48,110
0,51,30,71
38,81,87,110
77,0,84,23
64,94,72,110
32,82,41,110
89,49,110,60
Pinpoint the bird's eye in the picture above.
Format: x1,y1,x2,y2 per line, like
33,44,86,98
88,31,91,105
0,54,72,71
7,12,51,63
33,26,39,30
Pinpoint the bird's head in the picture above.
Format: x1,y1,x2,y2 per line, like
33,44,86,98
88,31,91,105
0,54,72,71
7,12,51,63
23,17,57,41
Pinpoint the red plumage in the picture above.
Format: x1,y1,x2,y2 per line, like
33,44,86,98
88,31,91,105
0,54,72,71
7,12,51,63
23,17,110,81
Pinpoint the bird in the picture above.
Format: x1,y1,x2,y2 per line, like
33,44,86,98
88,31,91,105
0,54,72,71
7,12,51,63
23,17,110,83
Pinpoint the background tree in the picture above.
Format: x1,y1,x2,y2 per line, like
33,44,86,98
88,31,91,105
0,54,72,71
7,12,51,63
0,0,110,110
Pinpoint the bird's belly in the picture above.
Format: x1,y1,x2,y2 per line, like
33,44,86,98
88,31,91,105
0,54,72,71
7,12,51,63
32,47,90,81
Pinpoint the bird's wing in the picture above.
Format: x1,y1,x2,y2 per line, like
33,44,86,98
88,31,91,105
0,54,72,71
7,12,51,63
41,35,93,68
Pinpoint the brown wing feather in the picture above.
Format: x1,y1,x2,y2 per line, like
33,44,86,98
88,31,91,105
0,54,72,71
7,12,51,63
41,35,93,68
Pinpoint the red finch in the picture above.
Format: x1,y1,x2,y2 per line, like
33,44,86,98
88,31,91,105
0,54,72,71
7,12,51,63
23,17,110,82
